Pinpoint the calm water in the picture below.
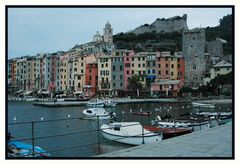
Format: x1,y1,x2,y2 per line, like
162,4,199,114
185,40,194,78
7,100,232,157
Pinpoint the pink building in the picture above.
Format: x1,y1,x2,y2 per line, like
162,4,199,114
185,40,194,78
151,80,184,97
123,50,135,91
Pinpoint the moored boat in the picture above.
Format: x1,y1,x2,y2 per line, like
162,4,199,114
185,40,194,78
82,108,116,120
143,125,192,139
101,122,162,145
192,102,215,108
8,141,50,157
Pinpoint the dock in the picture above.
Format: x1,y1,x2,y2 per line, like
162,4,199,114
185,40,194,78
96,123,233,158
33,98,176,107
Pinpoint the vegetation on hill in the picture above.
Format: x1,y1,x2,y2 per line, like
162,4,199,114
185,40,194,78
205,14,232,55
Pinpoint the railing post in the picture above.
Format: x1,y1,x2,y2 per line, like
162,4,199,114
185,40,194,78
31,122,35,157
97,116,100,155
141,115,145,144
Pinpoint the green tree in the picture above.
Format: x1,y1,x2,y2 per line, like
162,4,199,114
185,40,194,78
127,75,143,94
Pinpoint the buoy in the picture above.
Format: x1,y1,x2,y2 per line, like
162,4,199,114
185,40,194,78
68,114,71,118
40,117,44,121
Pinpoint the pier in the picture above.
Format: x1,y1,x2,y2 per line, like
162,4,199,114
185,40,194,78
33,98,177,107
96,123,233,158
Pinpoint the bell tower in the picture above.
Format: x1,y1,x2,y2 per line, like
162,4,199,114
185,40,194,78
103,21,113,44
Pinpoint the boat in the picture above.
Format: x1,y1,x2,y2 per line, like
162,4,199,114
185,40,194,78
156,116,210,132
101,122,162,145
87,99,117,107
192,102,215,108
103,99,117,107
82,108,116,120
8,141,50,157
131,111,151,116
143,125,192,139
194,111,232,126
87,99,105,107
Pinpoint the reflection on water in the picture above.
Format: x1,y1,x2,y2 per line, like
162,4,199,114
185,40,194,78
7,101,232,157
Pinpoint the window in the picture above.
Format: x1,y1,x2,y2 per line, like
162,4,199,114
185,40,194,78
125,63,130,67
113,83,116,87
138,71,141,74
113,75,115,80
120,65,123,71
105,63,108,67
120,83,123,87
74,68,77,71
138,64,141,67
126,70,129,75
166,64,168,68
81,69,83,73
126,57,129,61
89,75,92,81
158,64,161,68
148,70,150,74
147,62,150,67
101,64,104,68
152,69,155,74
132,70,134,74
171,72,174,76
132,57,134,61
166,70,168,75
143,63,145,67
120,75,123,79
142,57,145,61
193,65,196,70
78,75,81,80
78,83,80,88
171,64,174,68
158,71,161,75
138,57,140,61
178,64,180,68
132,63,134,67
113,65,115,71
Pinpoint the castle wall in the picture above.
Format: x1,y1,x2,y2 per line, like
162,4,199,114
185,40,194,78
132,14,188,34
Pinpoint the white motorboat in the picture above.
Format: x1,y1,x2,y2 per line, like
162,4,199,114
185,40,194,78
87,99,117,107
87,100,105,107
192,102,215,108
101,122,162,145
103,99,117,107
82,108,115,120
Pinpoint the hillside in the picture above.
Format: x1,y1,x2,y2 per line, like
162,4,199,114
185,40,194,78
113,14,232,55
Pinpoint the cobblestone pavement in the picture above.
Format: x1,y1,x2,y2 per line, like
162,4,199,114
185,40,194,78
96,123,233,158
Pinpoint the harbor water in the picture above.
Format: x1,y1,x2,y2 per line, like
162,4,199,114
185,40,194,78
7,100,232,157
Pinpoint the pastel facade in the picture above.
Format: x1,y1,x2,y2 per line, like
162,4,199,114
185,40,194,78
85,62,98,96
131,53,147,87
111,50,125,95
123,50,134,90
98,55,112,95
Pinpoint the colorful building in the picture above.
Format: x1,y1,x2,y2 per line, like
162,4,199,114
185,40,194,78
123,50,134,91
131,52,147,88
111,50,125,96
98,55,112,96
85,62,98,96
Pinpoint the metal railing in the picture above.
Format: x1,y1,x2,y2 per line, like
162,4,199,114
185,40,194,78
7,115,156,158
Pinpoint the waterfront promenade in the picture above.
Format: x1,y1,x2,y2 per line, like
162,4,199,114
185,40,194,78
96,123,233,158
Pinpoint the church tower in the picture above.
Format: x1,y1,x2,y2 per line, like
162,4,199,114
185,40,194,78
103,21,113,43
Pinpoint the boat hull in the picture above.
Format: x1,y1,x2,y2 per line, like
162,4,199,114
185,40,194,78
101,130,162,145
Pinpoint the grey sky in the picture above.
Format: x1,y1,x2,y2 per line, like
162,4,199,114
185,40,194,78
8,7,232,59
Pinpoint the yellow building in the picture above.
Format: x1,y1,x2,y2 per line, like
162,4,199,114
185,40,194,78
98,55,112,95
131,53,147,87
210,60,232,79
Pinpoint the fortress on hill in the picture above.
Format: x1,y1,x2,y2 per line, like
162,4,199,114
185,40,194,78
131,14,188,34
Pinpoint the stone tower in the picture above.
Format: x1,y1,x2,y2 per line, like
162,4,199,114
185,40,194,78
103,21,113,44
182,28,206,88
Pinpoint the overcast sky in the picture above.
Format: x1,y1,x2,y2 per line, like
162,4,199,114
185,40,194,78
8,7,232,59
